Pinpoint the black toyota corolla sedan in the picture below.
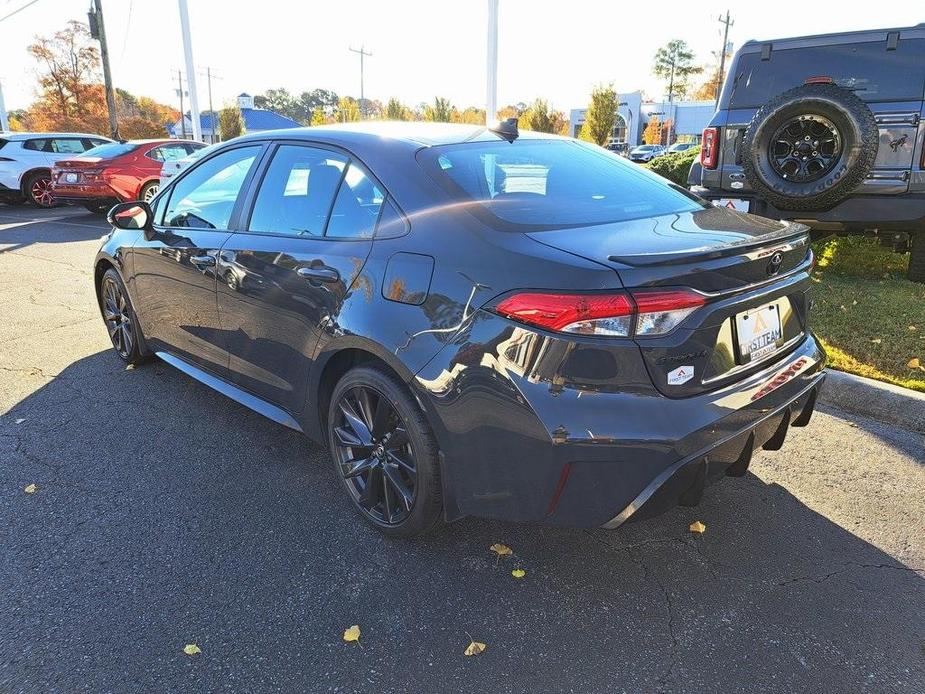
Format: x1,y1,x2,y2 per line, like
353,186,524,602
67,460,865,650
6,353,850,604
94,121,825,537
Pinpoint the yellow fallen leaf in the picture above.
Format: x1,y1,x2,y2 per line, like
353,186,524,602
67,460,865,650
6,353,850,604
183,644,201,655
511,568,526,579
24,483,37,494
464,640,487,656
489,543,512,557
908,358,922,370
909,325,919,332
870,338,882,344
343,625,361,643
689,520,707,534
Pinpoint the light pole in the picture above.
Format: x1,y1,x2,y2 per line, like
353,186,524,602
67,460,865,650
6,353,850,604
485,0,498,124
177,0,202,141
0,79,8,132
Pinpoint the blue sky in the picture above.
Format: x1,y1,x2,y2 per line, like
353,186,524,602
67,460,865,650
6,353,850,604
0,0,902,114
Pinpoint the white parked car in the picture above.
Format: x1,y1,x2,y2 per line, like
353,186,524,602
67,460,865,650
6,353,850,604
159,142,221,186
628,144,667,163
0,132,113,207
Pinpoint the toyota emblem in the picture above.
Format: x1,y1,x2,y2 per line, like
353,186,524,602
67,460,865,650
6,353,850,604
766,251,784,276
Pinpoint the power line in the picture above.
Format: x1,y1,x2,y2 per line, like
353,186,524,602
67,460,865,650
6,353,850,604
119,0,134,61
0,0,40,23
715,10,734,108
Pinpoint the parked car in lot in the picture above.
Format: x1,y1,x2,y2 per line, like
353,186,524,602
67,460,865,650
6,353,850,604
628,144,666,162
94,122,825,537
688,23,925,281
605,141,628,156
51,139,206,213
159,142,220,186
0,132,113,207
668,142,698,154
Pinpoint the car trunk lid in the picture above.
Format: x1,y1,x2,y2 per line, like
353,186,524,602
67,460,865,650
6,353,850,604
527,206,814,396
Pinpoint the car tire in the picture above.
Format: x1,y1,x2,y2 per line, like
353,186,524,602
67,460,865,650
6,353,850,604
23,170,55,208
83,202,111,215
327,365,443,538
908,232,925,284
98,268,151,365
139,181,159,204
742,83,878,211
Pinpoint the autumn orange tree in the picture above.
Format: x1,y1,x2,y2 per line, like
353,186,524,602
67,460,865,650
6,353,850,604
643,116,662,145
21,21,177,137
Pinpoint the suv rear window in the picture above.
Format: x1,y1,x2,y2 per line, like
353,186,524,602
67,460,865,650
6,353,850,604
729,39,925,108
420,139,704,229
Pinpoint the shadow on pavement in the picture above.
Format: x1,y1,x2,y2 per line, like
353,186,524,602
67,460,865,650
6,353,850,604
0,205,108,253
1,350,923,693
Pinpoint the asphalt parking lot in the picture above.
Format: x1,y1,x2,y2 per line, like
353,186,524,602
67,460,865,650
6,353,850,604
0,204,923,694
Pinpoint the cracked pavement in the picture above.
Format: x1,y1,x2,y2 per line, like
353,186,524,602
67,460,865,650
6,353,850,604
1,205,923,693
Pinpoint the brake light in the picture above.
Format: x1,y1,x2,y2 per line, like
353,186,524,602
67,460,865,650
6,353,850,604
494,292,635,336
701,127,719,169
492,288,706,337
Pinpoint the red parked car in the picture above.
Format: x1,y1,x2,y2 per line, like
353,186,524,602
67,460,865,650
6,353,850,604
50,139,206,213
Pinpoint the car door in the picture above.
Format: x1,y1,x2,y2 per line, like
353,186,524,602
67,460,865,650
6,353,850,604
131,143,265,377
217,142,380,413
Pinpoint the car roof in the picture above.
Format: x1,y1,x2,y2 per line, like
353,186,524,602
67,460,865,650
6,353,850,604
234,121,565,150
741,23,925,51
0,132,114,140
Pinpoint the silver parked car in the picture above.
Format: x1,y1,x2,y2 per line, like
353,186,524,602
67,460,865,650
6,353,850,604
628,144,666,163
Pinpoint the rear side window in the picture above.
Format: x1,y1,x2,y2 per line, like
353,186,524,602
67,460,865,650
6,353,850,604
420,139,703,229
23,139,48,151
325,163,384,239
148,144,189,162
248,144,347,237
50,138,86,154
163,145,260,229
728,39,925,107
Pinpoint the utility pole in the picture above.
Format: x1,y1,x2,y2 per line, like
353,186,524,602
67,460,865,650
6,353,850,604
348,45,372,119
485,0,498,124
89,0,120,139
175,70,187,138
199,66,222,142
716,10,734,108
0,79,8,132
177,0,202,141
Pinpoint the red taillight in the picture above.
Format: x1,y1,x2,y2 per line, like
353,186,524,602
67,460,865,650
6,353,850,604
701,127,719,170
492,288,706,337
494,292,634,336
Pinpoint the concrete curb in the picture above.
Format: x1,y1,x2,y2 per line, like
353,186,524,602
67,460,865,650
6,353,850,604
817,369,925,434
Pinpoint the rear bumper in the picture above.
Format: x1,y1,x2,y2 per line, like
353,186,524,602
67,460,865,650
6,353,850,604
691,187,925,232
50,182,120,204
414,312,826,528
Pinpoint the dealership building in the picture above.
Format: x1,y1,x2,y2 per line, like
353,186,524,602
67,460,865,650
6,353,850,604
569,91,715,145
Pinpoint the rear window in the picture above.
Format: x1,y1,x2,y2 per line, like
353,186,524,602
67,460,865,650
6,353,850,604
81,143,140,159
419,139,703,229
728,39,925,108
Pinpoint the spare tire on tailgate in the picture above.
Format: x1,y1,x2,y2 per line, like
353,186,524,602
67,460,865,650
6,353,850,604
742,82,878,211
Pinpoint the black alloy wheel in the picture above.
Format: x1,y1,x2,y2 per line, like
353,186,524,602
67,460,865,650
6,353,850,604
768,115,842,183
99,268,148,365
328,366,443,536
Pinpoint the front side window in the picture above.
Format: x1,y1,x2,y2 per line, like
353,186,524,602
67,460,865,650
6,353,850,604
421,139,704,229
248,145,347,237
163,145,260,229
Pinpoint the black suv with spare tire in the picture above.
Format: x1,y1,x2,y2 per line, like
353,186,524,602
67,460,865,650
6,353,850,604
688,24,925,282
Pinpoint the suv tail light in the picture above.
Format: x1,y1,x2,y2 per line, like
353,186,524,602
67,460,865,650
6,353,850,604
492,289,706,337
701,127,719,169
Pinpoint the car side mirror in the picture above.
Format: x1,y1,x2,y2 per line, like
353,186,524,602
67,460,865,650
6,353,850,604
107,201,153,231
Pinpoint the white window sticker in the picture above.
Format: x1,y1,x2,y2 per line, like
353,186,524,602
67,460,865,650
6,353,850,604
667,365,694,386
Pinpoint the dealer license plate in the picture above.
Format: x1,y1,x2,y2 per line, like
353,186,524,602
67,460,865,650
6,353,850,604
716,198,749,212
735,303,782,362
64,173,78,183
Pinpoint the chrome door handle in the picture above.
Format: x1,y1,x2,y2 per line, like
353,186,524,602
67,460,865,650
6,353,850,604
297,265,340,283
190,254,215,267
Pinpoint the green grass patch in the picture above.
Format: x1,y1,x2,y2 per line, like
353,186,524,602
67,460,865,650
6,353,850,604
811,236,925,392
